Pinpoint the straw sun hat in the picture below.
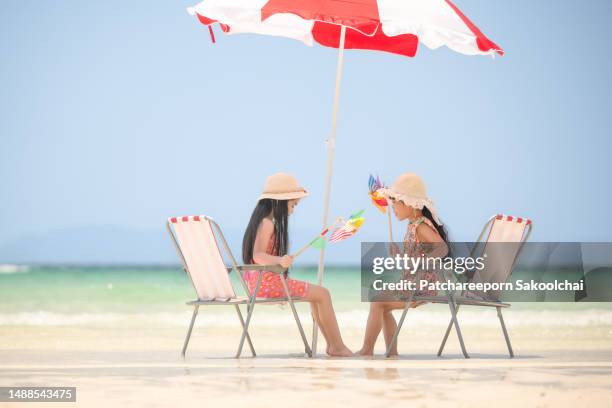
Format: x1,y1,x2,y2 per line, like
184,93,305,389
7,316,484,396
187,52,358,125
377,173,442,225
258,173,309,201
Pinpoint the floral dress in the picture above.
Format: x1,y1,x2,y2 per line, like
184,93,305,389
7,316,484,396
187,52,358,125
242,227,309,299
397,216,448,304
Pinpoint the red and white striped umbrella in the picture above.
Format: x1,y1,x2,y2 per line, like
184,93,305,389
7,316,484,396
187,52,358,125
187,0,502,354
188,0,502,57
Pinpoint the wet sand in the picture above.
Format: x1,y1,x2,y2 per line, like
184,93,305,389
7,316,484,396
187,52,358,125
2,314,612,407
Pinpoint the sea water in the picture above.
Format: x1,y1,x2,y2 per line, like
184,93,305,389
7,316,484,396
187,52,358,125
1,265,611,330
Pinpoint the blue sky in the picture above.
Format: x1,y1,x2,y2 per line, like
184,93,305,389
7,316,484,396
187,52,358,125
1,1,611,264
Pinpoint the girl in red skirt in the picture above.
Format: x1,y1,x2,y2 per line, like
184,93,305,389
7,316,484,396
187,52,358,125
242,173,353,357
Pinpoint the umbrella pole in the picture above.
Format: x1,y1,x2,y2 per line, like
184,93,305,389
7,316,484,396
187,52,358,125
312,25,347,356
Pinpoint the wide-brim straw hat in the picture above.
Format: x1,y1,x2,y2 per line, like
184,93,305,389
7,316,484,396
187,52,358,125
377,173,442,225
258,173,309,201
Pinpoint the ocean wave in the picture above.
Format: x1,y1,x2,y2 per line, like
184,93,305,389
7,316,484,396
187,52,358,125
0,264,30,274
2,309,612,328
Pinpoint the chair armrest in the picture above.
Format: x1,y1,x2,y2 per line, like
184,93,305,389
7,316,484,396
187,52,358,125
236,264,286,274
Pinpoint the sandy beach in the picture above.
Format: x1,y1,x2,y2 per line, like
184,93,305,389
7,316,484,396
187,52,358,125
2,302,612,408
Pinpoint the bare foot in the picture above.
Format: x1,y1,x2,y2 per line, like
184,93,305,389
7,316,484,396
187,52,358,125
355,347,374,356
385,349,399,358
327,345,354,357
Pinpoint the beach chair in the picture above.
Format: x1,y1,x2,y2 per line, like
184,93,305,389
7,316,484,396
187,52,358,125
385,214,533,358
166,215,312,358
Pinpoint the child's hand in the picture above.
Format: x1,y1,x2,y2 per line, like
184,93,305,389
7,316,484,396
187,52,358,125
279,255,293,269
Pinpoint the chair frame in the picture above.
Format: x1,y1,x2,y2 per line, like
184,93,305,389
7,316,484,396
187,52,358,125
166,215,312,359
384,214,533,358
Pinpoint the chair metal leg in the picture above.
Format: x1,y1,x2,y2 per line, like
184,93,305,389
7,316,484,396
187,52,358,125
235,304,256,357
311,319,319,358
309,313,316,356
236,273,262,358
280,275,312,357
437,305,461,356
236,300,256,358
497,307,514,358
181,305,199,358
385,304,409,357
448,300,469,358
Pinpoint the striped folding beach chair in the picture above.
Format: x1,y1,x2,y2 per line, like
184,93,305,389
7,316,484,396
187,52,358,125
385,214,533,358
166,215,312,358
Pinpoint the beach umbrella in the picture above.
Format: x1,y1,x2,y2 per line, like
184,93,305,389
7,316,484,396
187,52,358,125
187,0,503,353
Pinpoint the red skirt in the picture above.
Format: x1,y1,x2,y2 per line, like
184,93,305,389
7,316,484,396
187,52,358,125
242,270,309,298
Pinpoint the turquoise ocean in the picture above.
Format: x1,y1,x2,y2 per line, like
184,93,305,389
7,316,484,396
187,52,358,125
1,265,611,329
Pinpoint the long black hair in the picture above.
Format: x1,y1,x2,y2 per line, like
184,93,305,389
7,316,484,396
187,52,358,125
242,199,289,264
422,206,449,244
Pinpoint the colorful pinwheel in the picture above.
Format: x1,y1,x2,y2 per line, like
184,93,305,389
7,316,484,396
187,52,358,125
368,175,388,213
368,174,393,241
329,210,365,243
292,211,365,258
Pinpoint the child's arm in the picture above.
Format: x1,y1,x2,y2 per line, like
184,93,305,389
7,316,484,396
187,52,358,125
416,223,443,243
416,223,448,257
252,218,292,268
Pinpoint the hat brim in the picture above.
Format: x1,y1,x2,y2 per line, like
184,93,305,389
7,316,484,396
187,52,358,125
258,190,309,201
377,188,426,205
377,188,443,225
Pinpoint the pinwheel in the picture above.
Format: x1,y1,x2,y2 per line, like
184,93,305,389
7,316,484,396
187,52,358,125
329,209,365,243
368,174,393,241
291,210,365,259
368,175,388,212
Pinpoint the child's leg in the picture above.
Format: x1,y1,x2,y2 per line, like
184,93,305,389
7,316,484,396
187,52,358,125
382,301,427,355
358,302,405,356
310,303,331,352
303,284,352,357
357,302,385,356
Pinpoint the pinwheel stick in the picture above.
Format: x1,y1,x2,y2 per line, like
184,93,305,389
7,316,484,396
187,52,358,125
388,210,393,242
291,218,343,260
291,234,324,259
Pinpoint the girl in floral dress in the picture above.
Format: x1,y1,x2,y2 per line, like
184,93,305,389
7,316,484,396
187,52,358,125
357,173,449,357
